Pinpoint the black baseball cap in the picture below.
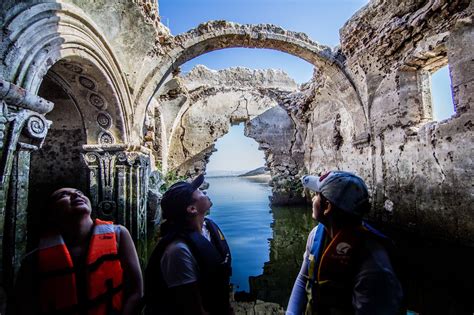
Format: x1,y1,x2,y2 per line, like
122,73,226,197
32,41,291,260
161,174,205,221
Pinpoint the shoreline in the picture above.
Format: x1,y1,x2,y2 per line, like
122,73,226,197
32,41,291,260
238,173,271,183
207,173,271,183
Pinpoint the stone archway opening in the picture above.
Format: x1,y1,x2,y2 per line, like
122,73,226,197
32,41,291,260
28,56,127,243
152,65,307,204
159,65,297,173
134,22,366,140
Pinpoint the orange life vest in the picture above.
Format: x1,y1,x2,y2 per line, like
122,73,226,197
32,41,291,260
38,219,123,315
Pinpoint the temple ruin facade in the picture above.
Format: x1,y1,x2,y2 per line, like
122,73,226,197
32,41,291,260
0,0,472,306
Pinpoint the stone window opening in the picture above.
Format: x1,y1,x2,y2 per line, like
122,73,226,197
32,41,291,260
429,65,456,121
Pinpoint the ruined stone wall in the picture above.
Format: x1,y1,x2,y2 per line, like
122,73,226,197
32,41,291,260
157,66,298,177
0,2,158,291
301,0,473,244
246,106,305,204
1,4,473,309
153,66,313,203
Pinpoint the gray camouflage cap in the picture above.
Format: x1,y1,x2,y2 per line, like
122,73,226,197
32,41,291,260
301,171,369,217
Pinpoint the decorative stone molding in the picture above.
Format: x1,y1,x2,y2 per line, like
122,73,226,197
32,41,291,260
0,2,133,139
0,79,53,296
82,144,151,263
98,131,116,145
97,112,113,129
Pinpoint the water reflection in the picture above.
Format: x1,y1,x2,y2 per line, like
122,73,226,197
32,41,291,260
249,205,313,307
207,176,314,307
207,176,273,292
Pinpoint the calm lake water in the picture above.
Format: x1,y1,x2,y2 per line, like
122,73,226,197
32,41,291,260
207,176,274,292
206,176,474,313
206,176,313,306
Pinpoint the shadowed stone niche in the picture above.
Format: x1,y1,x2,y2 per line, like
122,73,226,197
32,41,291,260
29,70,88,203
27,56,128,256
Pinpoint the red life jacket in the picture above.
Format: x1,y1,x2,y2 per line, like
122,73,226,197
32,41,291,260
38,219,123,315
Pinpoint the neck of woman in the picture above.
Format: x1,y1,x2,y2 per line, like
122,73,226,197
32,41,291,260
185,215,205,234
60,216,94,247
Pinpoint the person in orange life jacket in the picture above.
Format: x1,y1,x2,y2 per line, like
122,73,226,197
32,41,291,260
12,187,143,315
145,174,233,315
286,171,403,315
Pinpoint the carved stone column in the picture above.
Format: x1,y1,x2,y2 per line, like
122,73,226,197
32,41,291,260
0,79,53,294
82,145,151,263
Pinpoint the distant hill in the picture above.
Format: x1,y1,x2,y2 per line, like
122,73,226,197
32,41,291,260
206,170,243,177
238,167,269,177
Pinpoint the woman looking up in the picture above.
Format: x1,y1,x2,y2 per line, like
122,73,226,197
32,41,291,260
13,187,143,315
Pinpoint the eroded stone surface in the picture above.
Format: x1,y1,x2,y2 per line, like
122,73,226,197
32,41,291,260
311,0,474,243
159,66,297,171
152,65,311,202
1,0,473,305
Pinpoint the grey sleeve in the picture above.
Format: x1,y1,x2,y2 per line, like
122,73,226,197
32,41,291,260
352,240,403,315
286,227,317,315
160,241,199,288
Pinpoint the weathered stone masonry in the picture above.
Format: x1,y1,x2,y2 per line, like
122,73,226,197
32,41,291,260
0,80,52,296
337,0,474,243
154,65,306,203
0,0,473,307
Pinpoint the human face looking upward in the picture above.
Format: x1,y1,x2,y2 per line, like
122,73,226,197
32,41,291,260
49,188,92,222
190,189,212,216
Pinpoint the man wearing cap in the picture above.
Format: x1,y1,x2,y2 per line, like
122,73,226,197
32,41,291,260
286,171,402,315
144,174,232,315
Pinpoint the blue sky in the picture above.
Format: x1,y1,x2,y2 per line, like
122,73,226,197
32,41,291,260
160,0,368,84
159,0,455,172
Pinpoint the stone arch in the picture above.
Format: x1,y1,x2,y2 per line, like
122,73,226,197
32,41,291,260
165,87,284,175
134,21,366,138
0,1,131,141
29,56,127,197
0,2,136,245
156,66,297,175
163,83,305,204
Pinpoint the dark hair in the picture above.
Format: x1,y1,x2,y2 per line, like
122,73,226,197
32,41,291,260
40,186,68,225
158,174,205,236
161,194,195,221
320,193,365,226
159,195,197,237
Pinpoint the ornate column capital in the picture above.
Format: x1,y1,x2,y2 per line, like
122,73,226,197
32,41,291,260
81,145,151,262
